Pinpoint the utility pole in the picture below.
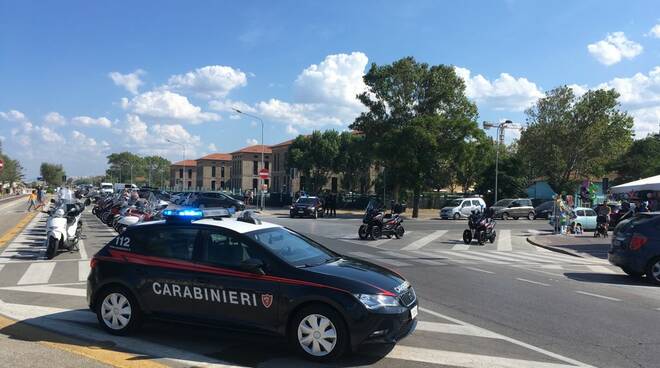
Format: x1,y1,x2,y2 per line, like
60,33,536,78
233,108,266,210
482,120,522,204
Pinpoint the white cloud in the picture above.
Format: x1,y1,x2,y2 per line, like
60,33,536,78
648,24,660,38
286,124,299,136
567,84,588,97
207,143,218,151
629,107,660,137
595,66,660,106
124,114,149,141
454,67,544,111
293,51,368,109
246,138,258,146
34,125,65,143
109,69,145,95
0,109,27,122
71,130,98,148
587,32,643,66
150,124,201,146
71,116,113,128
166,65,247,98
122,90,219,123
44,112,66,126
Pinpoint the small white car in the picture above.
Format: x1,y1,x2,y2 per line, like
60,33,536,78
440,198,486,219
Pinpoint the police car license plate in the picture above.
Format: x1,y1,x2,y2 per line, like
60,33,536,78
410,305,418,319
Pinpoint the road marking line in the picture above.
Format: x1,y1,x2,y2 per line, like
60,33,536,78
467,251,545,264
17,262,56,285
435,250,509,264
541,264,563,269
451,243,470,250
78,239,88,260
496,229,512,251
379,250,447,266
408,250,449,265
0,209,39,252
462,266,494,274
78,260,90,282
575,291,621,301
386,345,585,368
348,251,411,267
0,310,168,368
586,265,619,274
401,230,447,250
516,278,551,287
415,321,500,338
419,306,597,368
0,284,86,297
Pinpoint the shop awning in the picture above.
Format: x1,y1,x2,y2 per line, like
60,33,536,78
610,175,660,193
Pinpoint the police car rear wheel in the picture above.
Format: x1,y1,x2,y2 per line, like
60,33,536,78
96,287,141,335
291,306,347,361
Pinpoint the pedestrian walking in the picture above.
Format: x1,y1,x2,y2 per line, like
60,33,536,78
330,193,337,217
26,190,37,212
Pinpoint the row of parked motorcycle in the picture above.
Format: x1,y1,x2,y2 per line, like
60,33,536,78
92,190,169,234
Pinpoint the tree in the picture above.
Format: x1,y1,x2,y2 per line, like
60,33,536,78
0,142,24,193
519,86,634,194
334,132,373,192
287,131,341,194
40,163,66,186
350,57,480,217
474,147,530,205
104,152,171,187
609,133,660,184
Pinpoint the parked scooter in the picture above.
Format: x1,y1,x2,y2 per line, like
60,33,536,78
45,189,84,259
358,200,404,240
463,209,496,245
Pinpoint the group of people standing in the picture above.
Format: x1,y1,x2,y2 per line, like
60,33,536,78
323,191,338,217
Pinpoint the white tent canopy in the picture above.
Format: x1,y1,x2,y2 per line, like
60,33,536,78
610,174,660,193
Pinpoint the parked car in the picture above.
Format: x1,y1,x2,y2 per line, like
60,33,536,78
188,191,245,211
533,200,555,219
290,196,324,218
440,198,486,220
609,212,660,285
490,198,535,220
568,207,598,232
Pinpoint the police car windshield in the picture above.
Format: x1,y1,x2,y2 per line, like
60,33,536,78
296,198,316,205
247,228,336,267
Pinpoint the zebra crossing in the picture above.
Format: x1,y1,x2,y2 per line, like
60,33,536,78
0,211,49,262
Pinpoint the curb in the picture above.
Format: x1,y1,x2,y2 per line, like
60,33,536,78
526,236,583,258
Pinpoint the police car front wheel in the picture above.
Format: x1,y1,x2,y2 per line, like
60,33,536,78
96,287,142,335
291,305,348,361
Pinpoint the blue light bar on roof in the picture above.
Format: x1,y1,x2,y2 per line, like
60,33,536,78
163,208,204,219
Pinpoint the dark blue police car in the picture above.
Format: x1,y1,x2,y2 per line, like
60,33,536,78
87,209,417,361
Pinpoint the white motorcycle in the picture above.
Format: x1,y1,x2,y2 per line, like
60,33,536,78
45,190,84,259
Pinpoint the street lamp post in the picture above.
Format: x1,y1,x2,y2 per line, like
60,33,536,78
167,139,186,191
232,108,265,210
483,120,514,204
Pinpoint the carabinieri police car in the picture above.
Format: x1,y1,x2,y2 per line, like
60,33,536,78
87,208,417,361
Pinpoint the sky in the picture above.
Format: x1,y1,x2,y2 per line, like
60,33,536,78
1,0,660,179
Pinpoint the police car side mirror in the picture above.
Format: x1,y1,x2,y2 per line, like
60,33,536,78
241,258,265,275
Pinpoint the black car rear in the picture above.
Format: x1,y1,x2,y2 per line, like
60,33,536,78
608,212,660,284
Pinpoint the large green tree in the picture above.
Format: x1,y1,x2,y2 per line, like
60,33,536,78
519,86,634,193
287,131,341,193
334,132,373,192
0,142,24,192
609,133,660,184
105,152,171,187
40,162,66,186
350,57,480,217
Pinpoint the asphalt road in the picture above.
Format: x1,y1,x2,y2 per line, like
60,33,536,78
0,206,658,367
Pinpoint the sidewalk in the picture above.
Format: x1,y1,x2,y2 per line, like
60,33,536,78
527,233,611,260
254,207,443,220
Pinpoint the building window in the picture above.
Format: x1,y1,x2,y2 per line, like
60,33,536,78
187,169,192,179
187,181,192,189
221,166,225,178
253,161,258,175
252,178,258,189
179,168,183,178
220,181,225,189
211,166,216,177
211,180,216,190
265,161,269,170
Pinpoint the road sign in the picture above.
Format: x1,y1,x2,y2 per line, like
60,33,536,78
259,168,269,179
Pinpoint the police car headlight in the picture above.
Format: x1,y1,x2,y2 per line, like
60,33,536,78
308,206,315,210
354,294,400,310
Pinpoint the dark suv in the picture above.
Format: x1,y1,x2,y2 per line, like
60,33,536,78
609,212,660,285
190,192,245,211
490,198,535,220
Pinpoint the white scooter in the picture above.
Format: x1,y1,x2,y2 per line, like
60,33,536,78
45,189,84,259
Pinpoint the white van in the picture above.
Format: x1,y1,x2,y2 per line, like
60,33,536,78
114,183,138,192
440,197,486,219
100,182,114,194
